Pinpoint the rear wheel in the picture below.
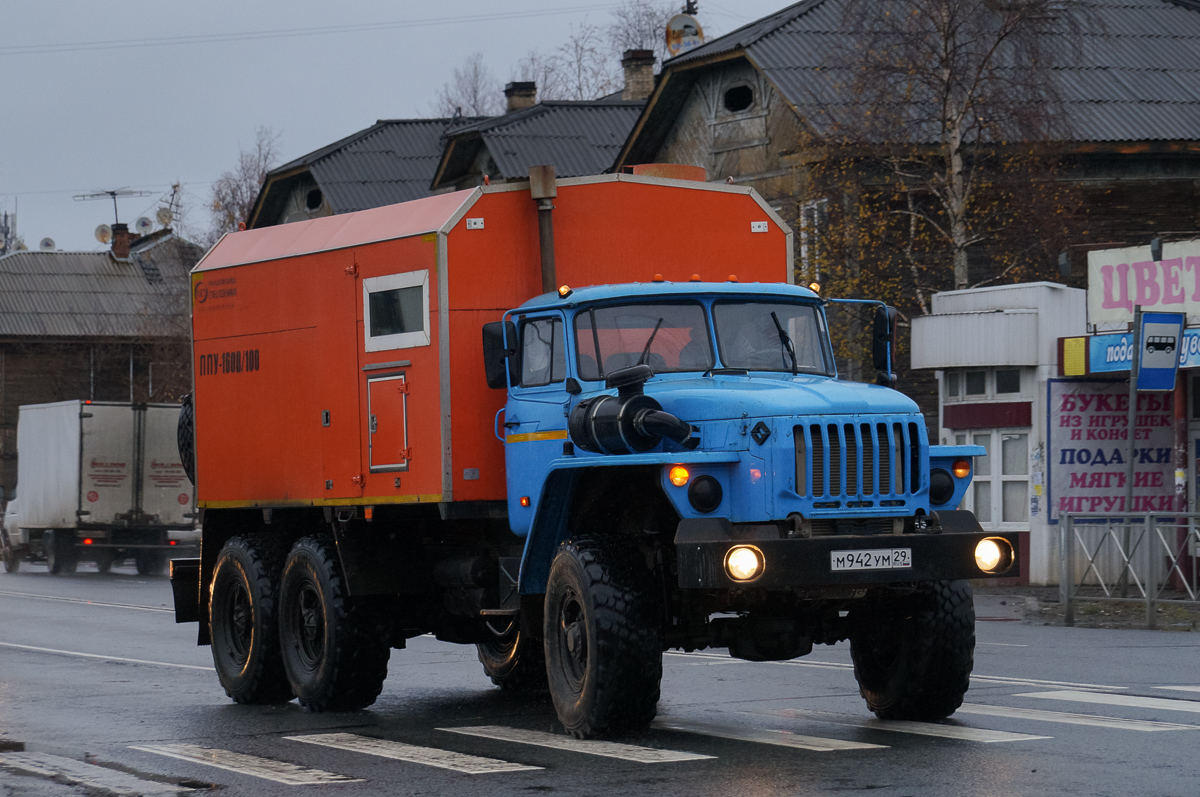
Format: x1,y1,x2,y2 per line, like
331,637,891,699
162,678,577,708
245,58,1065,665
135,551,166,576
95,550,115,573
45,531,77,575
2,543,19,573
544,537,661,738
476,617,547,691
278,536,390,711
849,579,975,720
209,536,293,704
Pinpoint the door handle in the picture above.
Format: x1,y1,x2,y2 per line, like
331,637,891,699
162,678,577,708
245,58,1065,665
369,414,377,433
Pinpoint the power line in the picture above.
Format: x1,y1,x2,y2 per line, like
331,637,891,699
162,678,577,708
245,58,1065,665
0,6,619,56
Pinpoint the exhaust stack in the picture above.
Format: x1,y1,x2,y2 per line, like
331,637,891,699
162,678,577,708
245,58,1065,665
529,165,557,294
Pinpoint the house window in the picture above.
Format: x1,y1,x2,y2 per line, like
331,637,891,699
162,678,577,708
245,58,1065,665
723,84,754,113
363,270,430,352
964,371,986,395
996,368,1021,394
945,371,960,399
955,429,1029,527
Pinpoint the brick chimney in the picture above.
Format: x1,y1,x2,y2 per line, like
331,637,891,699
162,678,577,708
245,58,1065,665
504,81,537,113
622,49,655,101
110,222,133,259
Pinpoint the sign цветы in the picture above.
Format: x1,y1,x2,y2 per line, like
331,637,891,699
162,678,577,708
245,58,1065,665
1088,240,1200,326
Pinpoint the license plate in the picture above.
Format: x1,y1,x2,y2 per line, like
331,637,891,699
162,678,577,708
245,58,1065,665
830,548,912,571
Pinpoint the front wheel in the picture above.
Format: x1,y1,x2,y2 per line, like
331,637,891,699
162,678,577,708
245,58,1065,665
544,537,661,738
476,617,547,692
209,537,293,704
849,579,975,720
278,536,390,711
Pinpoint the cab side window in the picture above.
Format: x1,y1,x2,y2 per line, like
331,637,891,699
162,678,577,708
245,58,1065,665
520,317,566,387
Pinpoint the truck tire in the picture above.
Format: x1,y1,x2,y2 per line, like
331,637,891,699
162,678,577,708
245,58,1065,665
544,537,662,738
135,551,166,576
476,618,547,692
849,579,975,721
209,537,294,704
2,544,19,573
177,393,196,486
44,531,77,575
278,536,390,711
95,550,115,573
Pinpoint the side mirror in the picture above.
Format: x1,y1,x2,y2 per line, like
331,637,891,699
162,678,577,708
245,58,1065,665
872,305,897,381
482,321,519,389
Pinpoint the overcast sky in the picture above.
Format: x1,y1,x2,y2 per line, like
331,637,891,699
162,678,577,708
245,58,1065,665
1,1,791,252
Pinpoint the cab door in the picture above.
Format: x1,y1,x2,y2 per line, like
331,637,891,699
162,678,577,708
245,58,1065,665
504,314,571,534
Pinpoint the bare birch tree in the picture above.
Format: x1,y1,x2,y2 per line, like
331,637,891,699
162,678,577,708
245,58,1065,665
208,126,280,241
434,51,504,116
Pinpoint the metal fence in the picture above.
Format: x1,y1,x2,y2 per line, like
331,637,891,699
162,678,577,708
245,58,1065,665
1059,513,1200,629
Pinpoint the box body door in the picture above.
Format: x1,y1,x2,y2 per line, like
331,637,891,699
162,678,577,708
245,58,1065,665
368,374,410,472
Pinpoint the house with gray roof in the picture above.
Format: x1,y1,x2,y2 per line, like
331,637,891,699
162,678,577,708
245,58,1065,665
616,0,1200,257
0,228,201,494
247,117,485,229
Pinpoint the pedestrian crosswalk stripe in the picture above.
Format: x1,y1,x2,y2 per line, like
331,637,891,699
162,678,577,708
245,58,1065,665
665,652,1126,691
1016,690,1200,715
957,703,1198,731
286,732,541,774
1,752,186,796
652,718,888,751
439,726,714,763
130,743,361,785
767,709,1052,743
1152,685,1200,694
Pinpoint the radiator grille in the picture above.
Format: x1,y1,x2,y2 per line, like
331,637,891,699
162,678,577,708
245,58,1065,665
795,419,922,500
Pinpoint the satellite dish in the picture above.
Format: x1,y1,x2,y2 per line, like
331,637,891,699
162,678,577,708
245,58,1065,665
39,237,55,251
155,207,174,227
666,14,705,57
95,224,113,244
135,216,154,235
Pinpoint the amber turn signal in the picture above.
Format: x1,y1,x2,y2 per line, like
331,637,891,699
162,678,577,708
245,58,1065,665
669,465,690,487
952,459,971,479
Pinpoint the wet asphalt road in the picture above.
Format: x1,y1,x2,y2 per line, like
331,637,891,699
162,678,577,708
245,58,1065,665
1,563,1198,797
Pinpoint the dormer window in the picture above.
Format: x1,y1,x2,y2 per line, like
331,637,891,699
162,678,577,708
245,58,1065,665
723,84,754,113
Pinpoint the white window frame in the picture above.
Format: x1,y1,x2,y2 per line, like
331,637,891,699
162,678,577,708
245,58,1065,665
363,270,430,352
953,427,1030,530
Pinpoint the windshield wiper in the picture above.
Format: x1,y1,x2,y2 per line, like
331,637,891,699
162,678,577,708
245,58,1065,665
637,318,665,367
770,311,798,375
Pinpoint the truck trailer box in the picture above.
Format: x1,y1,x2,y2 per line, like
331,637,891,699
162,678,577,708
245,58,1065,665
17,401,194,529
190,174,791,509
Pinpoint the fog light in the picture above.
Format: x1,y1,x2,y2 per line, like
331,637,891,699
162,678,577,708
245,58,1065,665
975,537,1014,574
953,458,971,479
725,545,764,582
669,465,690,487
929,468,954,505
688,475,723,512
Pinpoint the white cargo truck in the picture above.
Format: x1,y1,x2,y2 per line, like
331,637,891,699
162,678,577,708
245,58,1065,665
0,401,197,575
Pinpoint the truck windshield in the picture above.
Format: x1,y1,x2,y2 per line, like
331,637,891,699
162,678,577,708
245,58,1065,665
574,302,713,380
713,300,832,374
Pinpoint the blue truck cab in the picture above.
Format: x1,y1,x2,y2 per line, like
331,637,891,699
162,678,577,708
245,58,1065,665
483,280,1018,736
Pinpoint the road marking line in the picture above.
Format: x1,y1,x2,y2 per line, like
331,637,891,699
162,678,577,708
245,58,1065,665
131,744,360,785
0,751,186,795
286,732,541,774
1016,690,1200,715
652,718,887,751
957,703,1198,731
666,652,1124,691
1153,686,1200,694
0,589,173,613
978,642,1029,647
0,642,209,670
768,709,1051,743
438,726,714,763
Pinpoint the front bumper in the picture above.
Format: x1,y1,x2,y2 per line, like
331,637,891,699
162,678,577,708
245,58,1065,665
675,517,1019,589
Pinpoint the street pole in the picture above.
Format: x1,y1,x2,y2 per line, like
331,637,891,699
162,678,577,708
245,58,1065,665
1121,305,1142,597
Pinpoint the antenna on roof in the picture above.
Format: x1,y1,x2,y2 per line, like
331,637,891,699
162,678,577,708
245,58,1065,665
72,187,153,224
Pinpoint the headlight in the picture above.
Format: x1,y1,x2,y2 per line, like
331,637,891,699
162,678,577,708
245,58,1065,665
975,537,1014,574
725,545,765,582
688,475,723,513
929,468,955,505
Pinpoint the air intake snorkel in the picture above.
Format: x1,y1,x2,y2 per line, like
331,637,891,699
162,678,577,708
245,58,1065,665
568,365,698,455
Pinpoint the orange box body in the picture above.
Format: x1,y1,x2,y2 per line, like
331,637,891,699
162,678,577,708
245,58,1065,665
190,175,792,510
